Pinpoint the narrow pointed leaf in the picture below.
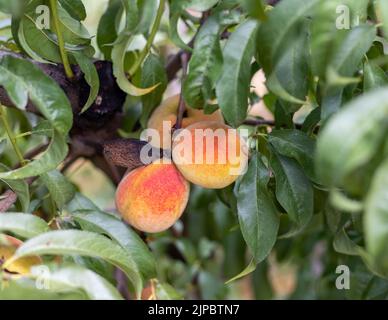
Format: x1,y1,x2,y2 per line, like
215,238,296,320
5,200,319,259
9,230,143,296
236,153,279,263
0,213,49,238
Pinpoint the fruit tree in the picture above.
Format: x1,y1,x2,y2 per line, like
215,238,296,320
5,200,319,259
1,0,388,300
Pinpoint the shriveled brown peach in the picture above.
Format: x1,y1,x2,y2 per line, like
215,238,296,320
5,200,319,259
115,159,190,233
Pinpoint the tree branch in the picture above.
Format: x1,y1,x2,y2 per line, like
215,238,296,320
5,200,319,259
244,118,276,127
0,50,126,132
166,37,195,82
175,52,189,130
0,190,17,213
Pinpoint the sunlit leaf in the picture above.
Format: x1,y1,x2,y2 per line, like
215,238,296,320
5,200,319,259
316,87,388,187
216,19,258,127
0,213,49,238
7,230,143,297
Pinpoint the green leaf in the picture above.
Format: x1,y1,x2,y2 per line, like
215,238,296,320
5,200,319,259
185,0,219,11
222,229,246,278
122,0,139,30
40,170,75,209
57,4,91,45
301,107,321,134
183,16,223,109
15,11,94,63
140,54,167,127
59,0,86,21
225,258,256,284
333,228,362,256
319,24,375,119
16,16,62,63
310,0,345,78
0,0,18,14
0,213,49,238
168,0,193,52
72,52,100,113
270,150,313,230
0,164,30,212
377,0,388,40
8,230,143,297
29,264,123,300
97,0,123,60
111,0,158,96
266,73,306,106
315,87,388,187
155,281,183,300
137,0,159,35
257,0,319,73
216,19,259,127
330,189,363,213
168,0,219,51
112,33,159,96
328,24,376,80
198,270,227,299
66,192,99,212
320,86,344,121
174,238,197,264
16,18,54,64
311,0,370,79
0,131,68,180
236,153,279,263
363,61,388,92
268,129,316,182
365,158,388,271
241,0,267,21
0,56,72,134
72,210,157,281
266,28,309,107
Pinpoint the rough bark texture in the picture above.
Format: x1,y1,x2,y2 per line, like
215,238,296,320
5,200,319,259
0,50,175,186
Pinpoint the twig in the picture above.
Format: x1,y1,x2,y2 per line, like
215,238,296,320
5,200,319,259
243,118,276,127
166,37,195,82
115,268,130,300
174,52,189,130
0,190,17,213
49,0,74,79
243,118,307,130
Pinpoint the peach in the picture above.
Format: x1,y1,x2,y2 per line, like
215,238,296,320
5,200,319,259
0,235,41,275
146,95,224,149
172,121,249,189
115,159,190,233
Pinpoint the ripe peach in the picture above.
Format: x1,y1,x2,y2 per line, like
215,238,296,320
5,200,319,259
0,235,41,275
146,95,224,149
172,121,249,189
115,159,190,233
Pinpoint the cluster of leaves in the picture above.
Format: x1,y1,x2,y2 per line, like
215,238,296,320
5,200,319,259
1,0,388,299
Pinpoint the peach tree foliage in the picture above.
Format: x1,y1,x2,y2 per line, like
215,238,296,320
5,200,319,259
0,0,387,299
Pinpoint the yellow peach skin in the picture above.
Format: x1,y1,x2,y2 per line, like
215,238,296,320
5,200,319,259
172,121,249,189
115,159,190,233
146,95,224,149
0,236,41,275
